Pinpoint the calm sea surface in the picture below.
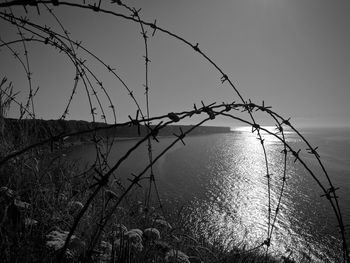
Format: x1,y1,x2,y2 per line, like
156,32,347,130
68,127,350,262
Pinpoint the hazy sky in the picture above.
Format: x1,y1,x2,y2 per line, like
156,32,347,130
1,0,350,128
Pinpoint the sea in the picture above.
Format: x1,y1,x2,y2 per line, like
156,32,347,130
68,126,350,262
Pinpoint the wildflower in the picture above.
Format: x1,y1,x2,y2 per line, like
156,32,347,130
124,229,143,243
129,228,143,236
144,227,160,241
46,229,76,251
113,223,127,237
14,199,30,209
123,229,144,253
24,218,38,227
154,218,172,230
165,249,190,263
0,186,14,200
109,224,126,239
46,229,85,257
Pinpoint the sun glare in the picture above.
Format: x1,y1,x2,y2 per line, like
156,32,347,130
234,126,277,133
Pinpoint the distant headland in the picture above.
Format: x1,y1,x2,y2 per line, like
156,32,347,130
2,118,232,145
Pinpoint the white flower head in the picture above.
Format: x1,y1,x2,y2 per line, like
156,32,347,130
14,199,30,209
113,223,127,236
46,230,76,251
0,186,14,199
46,229,85,258
25,218,38,227
124,229,143,244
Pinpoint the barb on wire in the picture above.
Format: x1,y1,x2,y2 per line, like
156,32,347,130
127,173,142,188
307,146,320,158
145,122,163,142
128,109,141,135
150,19,157,36
173,127,186,145
89,0,101,12
291,149,301,163
321,187,340,200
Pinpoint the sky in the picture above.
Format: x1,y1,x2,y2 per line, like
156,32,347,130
1,0,350,128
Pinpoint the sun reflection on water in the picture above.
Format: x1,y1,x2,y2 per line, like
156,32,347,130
204,131,275,247
182,131,341,262
187,129,310,259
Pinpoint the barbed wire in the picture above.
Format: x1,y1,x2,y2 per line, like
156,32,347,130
0,1,348,263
